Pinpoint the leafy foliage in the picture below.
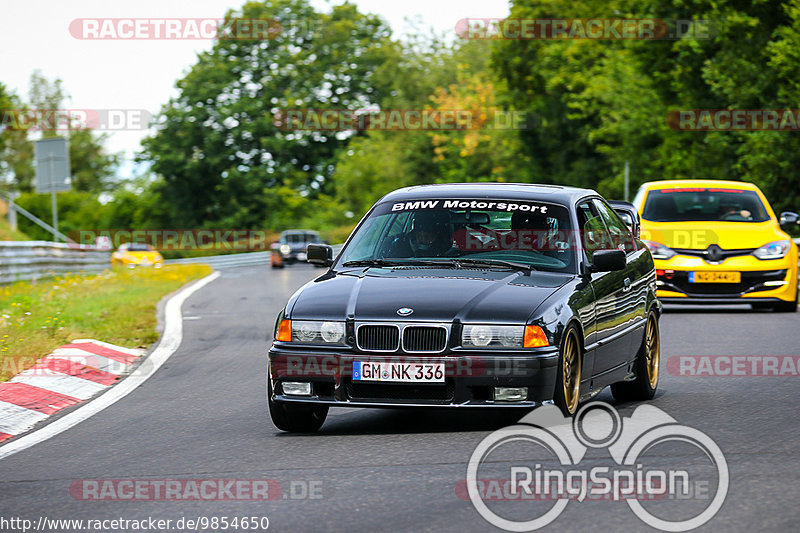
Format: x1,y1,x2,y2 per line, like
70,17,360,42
6,0,800,242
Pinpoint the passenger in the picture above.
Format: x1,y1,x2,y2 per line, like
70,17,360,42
511,211,551,251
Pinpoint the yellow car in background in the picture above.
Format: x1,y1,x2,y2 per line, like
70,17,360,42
111,243,164,268
633,180,798,312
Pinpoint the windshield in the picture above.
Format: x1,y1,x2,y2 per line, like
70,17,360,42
127,243,154,252
337,199,577,273
284,232,320,244
642,188,770,223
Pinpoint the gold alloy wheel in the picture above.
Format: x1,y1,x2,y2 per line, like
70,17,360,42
562,330,581,414
645,316,660,389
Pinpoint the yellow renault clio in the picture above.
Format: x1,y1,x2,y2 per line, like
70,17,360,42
633,180,798,312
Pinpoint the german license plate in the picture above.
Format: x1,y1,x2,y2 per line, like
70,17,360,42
352,361,445,383
298,252,307,261
689,271,741,283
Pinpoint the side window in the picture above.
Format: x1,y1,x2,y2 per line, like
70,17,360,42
576,201,611,260
593,199,635,253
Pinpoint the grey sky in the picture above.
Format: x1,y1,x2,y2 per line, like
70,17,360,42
1,0,510,176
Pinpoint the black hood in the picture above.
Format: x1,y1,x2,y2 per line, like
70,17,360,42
288,268,570,324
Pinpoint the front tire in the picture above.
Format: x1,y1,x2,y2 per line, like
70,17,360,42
553,326,582,416
268,380,328,432
612,310,660,402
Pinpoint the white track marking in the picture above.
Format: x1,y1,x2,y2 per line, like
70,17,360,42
0,271,221,460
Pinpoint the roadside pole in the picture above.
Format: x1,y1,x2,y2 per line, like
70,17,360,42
8,192,19,231
624,161,630,202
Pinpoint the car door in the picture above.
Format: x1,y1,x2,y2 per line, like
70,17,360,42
577,200,632,378
592,198,647,370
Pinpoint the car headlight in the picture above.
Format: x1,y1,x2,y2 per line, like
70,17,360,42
462,325,549,348
642,240,677,260
752,240,791,260
280,244,292,255
279,320,346,345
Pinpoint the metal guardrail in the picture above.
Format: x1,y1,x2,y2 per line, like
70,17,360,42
164,244,346,270
0,241,110,284
165,251,273,269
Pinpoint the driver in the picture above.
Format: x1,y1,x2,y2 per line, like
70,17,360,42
410,210,453,256
719,204,751,220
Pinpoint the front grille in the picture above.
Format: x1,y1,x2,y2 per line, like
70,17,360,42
403,326,447,352
673,247,756,262
357,325,400,351
346,380,455,401
660,270,787,297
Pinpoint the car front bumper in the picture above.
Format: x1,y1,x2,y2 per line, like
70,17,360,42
654,254,798,303
267,347,560,408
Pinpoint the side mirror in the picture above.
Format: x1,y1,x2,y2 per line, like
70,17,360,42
270,241,280,251
591,249,626,272
307,243,333,266
779,211,799,231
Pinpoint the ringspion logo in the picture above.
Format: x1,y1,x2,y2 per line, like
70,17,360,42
465,402,728,531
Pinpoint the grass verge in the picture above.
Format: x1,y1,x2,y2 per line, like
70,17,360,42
0,264,213,381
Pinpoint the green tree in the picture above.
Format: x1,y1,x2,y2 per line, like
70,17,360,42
0,73,118,194
492,0,800,210
331,38,498,218
142,0,395,228
0,86,35,192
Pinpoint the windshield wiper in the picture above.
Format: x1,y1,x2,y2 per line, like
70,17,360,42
341,259,439,268
448,258,536,272
342,258,535,272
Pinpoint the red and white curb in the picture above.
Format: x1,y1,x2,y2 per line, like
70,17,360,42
0,340,144,443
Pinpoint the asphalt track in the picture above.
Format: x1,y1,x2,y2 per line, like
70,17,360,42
0,264,798,532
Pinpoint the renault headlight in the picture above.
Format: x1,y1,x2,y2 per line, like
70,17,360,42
642,240,677,260
753,240,791,260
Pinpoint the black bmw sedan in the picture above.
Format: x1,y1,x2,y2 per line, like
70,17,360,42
268,183,661,432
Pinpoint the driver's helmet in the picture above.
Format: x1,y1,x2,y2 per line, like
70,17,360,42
411,210,452,255
512,211,553,251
